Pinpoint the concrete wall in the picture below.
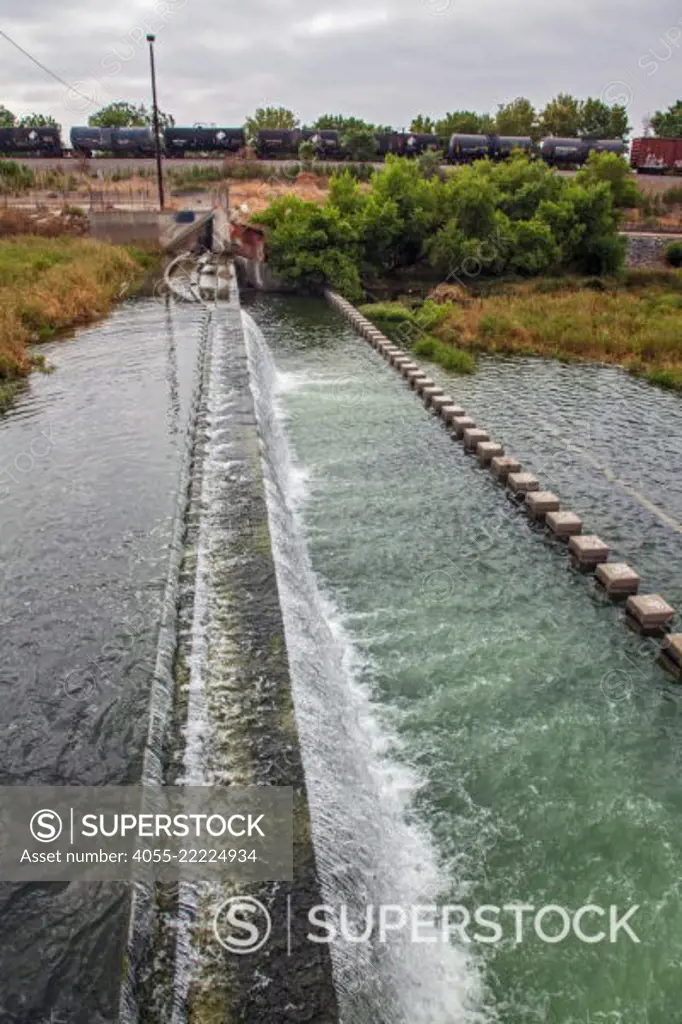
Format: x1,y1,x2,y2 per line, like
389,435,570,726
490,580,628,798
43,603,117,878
89,210,161,245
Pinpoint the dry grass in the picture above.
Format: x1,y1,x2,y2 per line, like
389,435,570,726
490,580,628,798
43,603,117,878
0,236,148,409
430,271,682,391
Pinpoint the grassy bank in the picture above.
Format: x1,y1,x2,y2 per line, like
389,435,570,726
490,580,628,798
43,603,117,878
359,269,682,392
0,236,154,411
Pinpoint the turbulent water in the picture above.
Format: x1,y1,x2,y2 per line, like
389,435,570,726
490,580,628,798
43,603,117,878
246,294,682,1024
0,298,204,1023
3,287,682,1024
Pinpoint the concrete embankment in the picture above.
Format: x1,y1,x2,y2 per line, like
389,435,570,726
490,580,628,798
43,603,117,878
326,288,682,679
125,269,338,1023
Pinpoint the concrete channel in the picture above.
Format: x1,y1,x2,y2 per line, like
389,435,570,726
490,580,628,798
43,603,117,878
325,288,682,680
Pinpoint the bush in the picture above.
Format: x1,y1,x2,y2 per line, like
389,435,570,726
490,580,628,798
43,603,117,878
665,241,682,267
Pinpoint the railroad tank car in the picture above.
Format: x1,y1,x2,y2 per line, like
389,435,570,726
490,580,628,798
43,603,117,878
108,127,156,156
583,138,626,157
488,135,535,159
0,126,63,157
300,129,342,158
163,126,245,156
255,129,300,158
629,136,682,174
398,132,442,157
539,137,588,164
374,132,400,157
70,126,108,157
447,134,490,163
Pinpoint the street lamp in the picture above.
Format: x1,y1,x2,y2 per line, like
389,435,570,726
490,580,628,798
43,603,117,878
146,33,165,210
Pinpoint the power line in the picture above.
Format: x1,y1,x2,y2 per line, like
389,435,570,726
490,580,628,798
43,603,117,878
0,28,95,104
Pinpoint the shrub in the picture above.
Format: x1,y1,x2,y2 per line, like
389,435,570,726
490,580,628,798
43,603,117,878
665,241,682,267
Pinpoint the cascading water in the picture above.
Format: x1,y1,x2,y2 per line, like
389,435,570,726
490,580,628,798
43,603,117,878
243,310,490,1024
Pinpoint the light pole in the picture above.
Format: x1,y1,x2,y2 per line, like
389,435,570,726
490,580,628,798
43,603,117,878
146,33,165,210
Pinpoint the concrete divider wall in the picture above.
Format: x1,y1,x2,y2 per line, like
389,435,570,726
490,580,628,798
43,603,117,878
325,288,682,678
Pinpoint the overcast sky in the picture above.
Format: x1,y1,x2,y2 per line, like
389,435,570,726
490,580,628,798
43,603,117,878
1,0,682,136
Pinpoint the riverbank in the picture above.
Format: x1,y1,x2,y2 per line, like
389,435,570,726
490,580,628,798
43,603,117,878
360,269,682,391
0,235,157,411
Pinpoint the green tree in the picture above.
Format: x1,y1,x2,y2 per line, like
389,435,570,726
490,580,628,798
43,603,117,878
650,100,682,137
253,194,362,300
575,151,639,208
410,114,435,133
314,114,373,132
0,105,16,127
341,128,378,162
580,98,630,140
17,113,60,129
88,102,174,130
89,102,146,127
539,93,583,137
494,97,536,136
244,106,299,141
435,111,493,137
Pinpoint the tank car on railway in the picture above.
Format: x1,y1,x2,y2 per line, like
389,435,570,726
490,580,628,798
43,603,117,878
0,126,63,157
398,133,442,157
447,134,490,163
163,126,246,156
70,126,156,157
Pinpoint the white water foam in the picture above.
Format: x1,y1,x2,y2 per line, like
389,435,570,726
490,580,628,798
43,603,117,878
243,310,493,1024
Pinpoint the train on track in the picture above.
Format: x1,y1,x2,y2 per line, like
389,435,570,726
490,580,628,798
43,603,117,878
0,123,628,167
630,136,682,174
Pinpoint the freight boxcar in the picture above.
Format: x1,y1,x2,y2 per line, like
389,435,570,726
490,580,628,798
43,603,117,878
164,126,245,156
630,136,682,174
0,126,63,157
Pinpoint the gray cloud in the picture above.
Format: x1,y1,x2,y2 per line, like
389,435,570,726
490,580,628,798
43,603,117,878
0,0,681,136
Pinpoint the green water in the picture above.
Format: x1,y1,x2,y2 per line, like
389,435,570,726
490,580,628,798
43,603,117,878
249,295,682,1024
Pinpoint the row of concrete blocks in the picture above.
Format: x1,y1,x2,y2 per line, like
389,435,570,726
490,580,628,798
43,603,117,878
325,290,682,678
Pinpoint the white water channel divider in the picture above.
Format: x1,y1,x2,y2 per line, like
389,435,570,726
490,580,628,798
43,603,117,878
325,288,682,680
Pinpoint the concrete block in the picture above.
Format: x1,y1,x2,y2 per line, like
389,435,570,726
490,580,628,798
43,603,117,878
408,373,429,389
491,456,521,481
596,562,640,598
421,385,446,405
569,535,610,568
452,415,476,438
463,427,490,451
525,491,560,520
661,634,682,669
441,404,466,423
392,356,411,369
546,511,582,538
415,377,436,394
400,362,420,377
431,394,454,413
476,441,503,466
507,472,539,495
626,594,675,632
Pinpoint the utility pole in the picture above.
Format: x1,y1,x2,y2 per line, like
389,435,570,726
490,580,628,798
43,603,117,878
146,33,165,210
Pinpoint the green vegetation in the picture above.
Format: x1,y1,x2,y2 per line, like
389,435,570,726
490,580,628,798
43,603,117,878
359,300,475,374
244,106,299,141
0,105,15,127
17,113,60,129
650,99,682,138
665,241,682,267
0,237,152,411
254,152,630,300
358,271,682,392
88,101,174,130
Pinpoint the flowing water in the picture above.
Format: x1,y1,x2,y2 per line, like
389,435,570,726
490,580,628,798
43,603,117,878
0,298,204,1023
3,286,682,1024
246,294,682,1024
